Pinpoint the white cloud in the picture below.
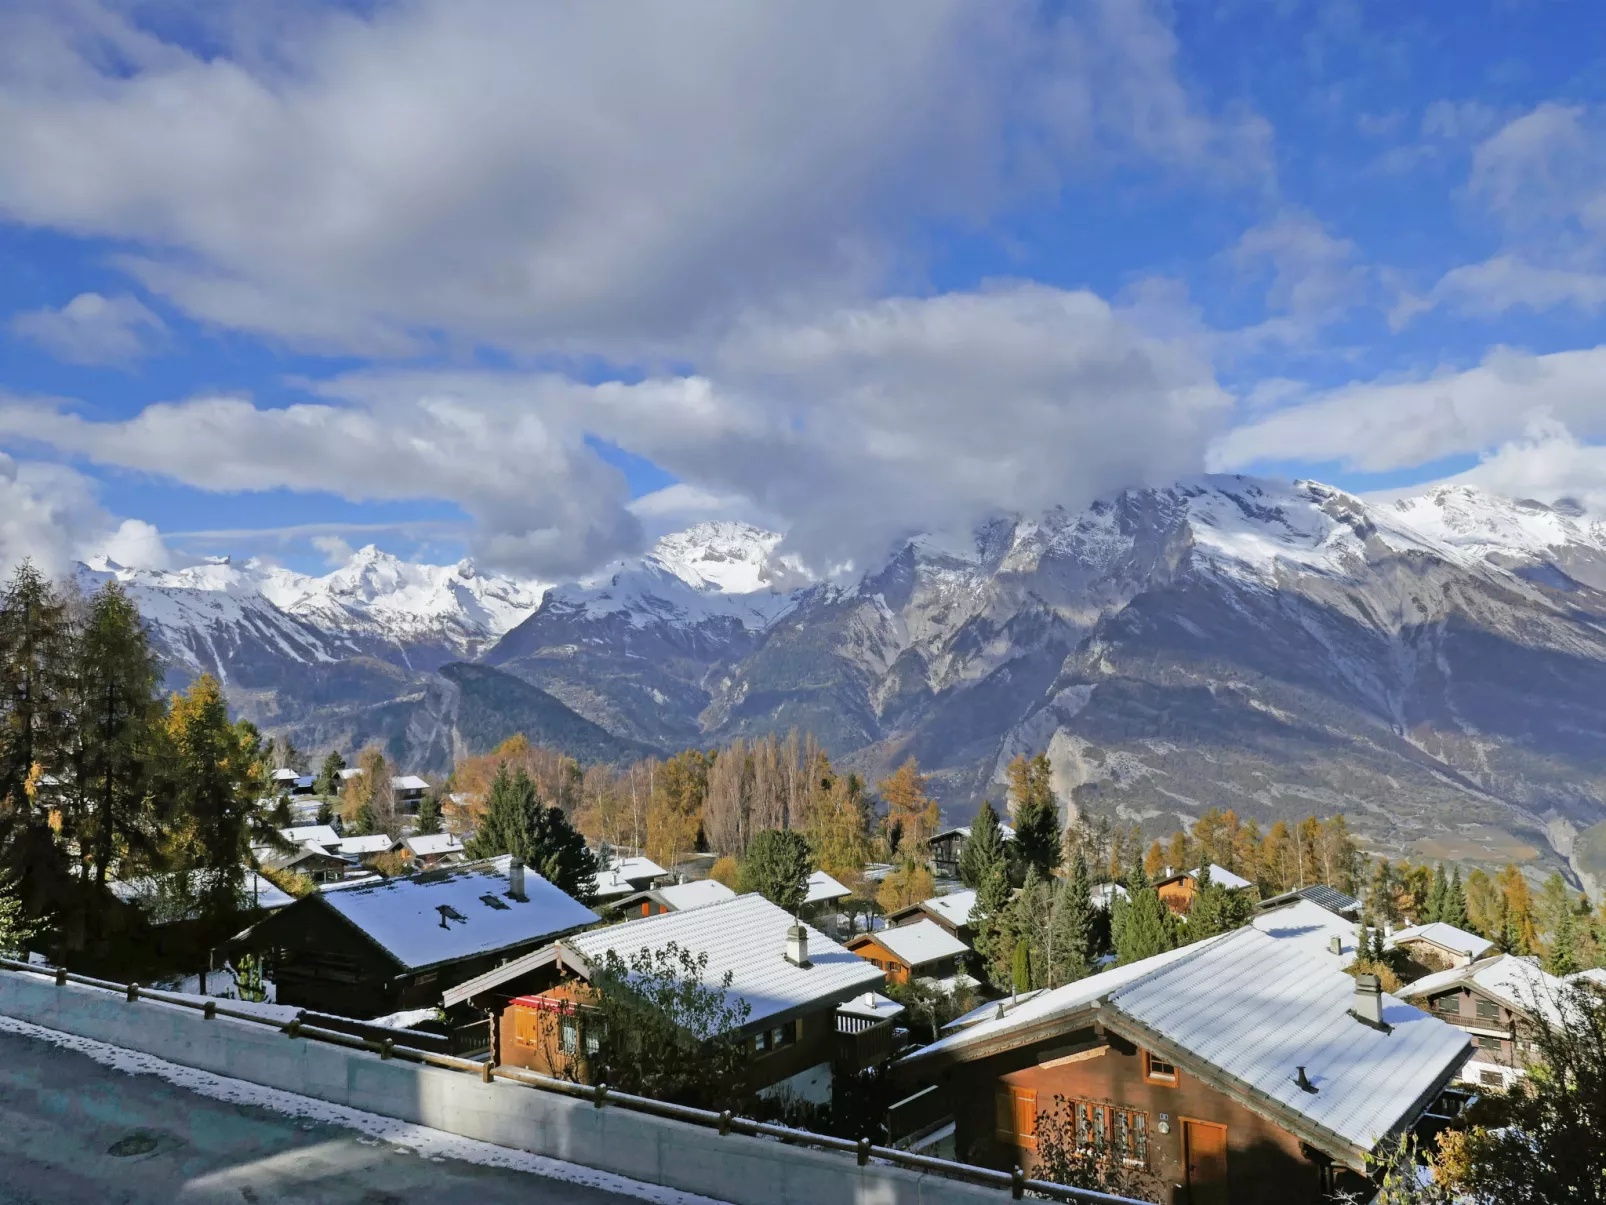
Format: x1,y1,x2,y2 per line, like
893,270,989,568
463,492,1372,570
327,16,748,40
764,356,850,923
0,0,1270,359
1211,344,1606,474
10,293,165,365
309,534,354,568
0,453,171,578
1440,419,1606,513
101,519,173,571
0,282,1230,577
1227,213,1368,346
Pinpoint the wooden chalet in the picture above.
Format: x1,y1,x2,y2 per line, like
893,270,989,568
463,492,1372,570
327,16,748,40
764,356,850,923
262,844,350,885
1153,864,1255,916
887,888,977,944
1385,923,1494,977
847,919,970,985
896,916,1471,1205
1396,953,1568,1091
928,824,1014,880
445,893,885,1103
234,855,597,1018
607,878,736,918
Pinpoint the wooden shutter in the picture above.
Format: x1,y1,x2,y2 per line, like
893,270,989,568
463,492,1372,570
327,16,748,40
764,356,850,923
1015,1089,1038,1149
995,1088,1015,1141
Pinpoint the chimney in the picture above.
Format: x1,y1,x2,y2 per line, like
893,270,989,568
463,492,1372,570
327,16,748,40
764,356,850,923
507,857,526,899
784,922,812,968
1328,936,1342,956
1351,972,1387,1030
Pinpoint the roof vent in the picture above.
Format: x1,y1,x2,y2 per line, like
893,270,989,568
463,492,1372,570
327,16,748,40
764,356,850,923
1349,972,1392,1032
784,922,812,968
507,857,525,899
1294,1065,1318,1094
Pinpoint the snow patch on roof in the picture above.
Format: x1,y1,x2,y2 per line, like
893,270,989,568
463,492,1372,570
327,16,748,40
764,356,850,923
863,920,969,968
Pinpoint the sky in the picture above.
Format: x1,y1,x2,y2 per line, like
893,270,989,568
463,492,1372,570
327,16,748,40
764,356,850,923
2,0,1605,580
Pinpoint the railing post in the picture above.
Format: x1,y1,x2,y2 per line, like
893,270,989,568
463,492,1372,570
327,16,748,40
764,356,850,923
593,1081,608,1109
203,1001,216,1020
481,1060,493,1083
1011,1166,1025,1200
857,1137,871,1167
286,1018,302,1039
54,966,66,987
381,1039,394,1060
126,982,139,1003
719,1110,731,1136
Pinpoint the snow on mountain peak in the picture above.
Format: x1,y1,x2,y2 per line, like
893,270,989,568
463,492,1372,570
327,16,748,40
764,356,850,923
648,521,791,594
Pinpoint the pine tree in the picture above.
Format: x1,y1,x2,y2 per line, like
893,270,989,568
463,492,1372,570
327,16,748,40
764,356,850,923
1011,937,1032,995
1424,863,1449,925
414,790,442,836
958,800,1006,889
315,749,346,798
739,829,813,913
1009,753,1061,880
1545,904,1580,978
465,764,599,902
971,860,1016,988
1048,852,1096,984
69,582,163,936
1186,864,1253,941
1117,868,1175,965
1445,866,1470,930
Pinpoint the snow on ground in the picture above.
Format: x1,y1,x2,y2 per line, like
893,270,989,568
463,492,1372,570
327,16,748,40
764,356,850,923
0,1014,730,1205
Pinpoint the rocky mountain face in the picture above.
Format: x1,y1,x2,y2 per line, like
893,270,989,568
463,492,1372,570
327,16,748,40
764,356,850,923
87,485,1606,888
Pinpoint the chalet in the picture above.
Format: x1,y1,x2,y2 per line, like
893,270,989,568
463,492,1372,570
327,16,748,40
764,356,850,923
888,888,977,944
279,823,341,849
328,834,404,865
835,990,907,1077
1154,864,1254,915
897,919,1472,1205
262,844,350,885
802,869,853,930
847,919,970,986
1396,953,1568,1091
610,878,737,918
269,768,314,796
235,855,597,1018
929,824,1014,880
444,893,885,1103
1386,923,1494,977
1256,884,1362,922
390,775,430,812
402,832,467,869
589,854,668,900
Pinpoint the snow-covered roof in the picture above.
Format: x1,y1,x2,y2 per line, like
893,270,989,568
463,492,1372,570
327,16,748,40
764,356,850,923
246,872,297,911
279,824,340,848
110,869,295,916
1104,925,1471,1161
1157,863,1253,891
403,833,465,857
1258,884,1362,917
390,775,430,792
655,879,737,911
920,888,976,928
1091,882,1128,909
837,991,906,1021
942,988,1049,1032
1387,923,1493,962
931,824,1015,842
315,855,597,972
1252,897,1360,959
1397,954,1571,1024
804,869,852,905
338,766,364,780
329,834,399,857
451,893,881,1026
1570,967,1606,989
270,768,300,782
859,919,970,968
589,855,668,897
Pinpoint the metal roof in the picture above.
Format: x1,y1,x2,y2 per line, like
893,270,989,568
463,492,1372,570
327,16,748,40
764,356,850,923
1258,884,1362,916
861,919,970,968
316,855,597,972
466,893,883,1028
655,879,737,911
1106,926,1471,1159
1386,922,1493,962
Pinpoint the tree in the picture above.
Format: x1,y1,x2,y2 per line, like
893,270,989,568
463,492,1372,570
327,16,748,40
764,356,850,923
0,872,37,956
1008,753,1061,880
1497,864,1538,954
1444,866,1469,930
1443,984,1606,1204
159,675,266,920
269,735,306,774
970,860,1016,988
1011,937,1032,995
1546,902,1581,978
465,764,599,901
739,829,812,912
1422,863,1449,925
1049,851,1097,984
878,758,939,857
340,747,385,830
876,859,935,915
708,855,740,890
1143,839,1165,881
1034,1093,1167,1204
1116,868,1175,965
414,789,442,836
315,749,345,798
68,581,163,936
808,769,870,881
646,750,709,870
581,942,753,1111
1186,864,1253,941
957,800,1007,889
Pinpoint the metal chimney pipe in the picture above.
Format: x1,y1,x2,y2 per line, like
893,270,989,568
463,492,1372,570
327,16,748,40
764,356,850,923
508,857,526,898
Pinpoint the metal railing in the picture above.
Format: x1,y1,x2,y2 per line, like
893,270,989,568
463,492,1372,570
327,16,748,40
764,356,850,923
0,957,1145,1205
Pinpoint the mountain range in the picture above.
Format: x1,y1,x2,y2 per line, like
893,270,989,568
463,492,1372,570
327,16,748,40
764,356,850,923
80,477,1606,894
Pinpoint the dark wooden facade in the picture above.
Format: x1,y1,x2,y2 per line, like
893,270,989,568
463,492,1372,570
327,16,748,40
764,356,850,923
904,1017,1375,1205
845,932,960,985
1414,979,1533,1087
886,901,972,945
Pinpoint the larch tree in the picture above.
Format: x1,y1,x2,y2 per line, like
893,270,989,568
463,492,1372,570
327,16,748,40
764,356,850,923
876,859,935,915
646,750,709,870
808,769,870,882
878,757,939,858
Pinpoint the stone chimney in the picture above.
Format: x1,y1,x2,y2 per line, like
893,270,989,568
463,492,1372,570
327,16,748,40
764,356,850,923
784,922,812,968
1352,972,1386,1029
507,857,526,898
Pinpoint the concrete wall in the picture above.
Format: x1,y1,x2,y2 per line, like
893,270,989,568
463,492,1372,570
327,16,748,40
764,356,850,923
0,974,1004,1205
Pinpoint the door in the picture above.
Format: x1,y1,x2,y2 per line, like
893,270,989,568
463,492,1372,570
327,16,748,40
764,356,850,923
1183,1119,1228,1205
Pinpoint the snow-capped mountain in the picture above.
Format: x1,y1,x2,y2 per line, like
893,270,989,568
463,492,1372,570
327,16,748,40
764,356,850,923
82,479,1606,889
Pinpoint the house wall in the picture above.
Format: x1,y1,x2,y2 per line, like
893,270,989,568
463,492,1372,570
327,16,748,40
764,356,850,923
0,972,1007,1205
1156,879,1196,916
1417,984,1531,1086
848,937,912,985
938,1027,1358,1205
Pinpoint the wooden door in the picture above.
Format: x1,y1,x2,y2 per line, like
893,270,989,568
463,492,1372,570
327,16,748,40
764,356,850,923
1183,1119,1228,1205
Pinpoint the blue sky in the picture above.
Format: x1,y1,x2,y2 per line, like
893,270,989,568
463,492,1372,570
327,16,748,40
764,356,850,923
2,1,1605,578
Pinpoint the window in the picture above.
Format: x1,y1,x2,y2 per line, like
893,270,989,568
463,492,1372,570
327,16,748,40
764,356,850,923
1479,1069,1504,1088
1143,1050,1178,1085
1433,995,1460,1015
1063,1099,1150,1165
559,1015,579,1055
1475,998,1501,1021
1473,1035,1504,1053
995,1087,1038,1148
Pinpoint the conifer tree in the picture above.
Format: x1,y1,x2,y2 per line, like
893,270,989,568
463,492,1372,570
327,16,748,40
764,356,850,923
1011,937,1032,995
1444,866,1469,930
971,860,1016,988
958,800,1006,889
739,829,812,913
315,749,345,798
414,790,442,836
1423,864,1449,925
1008,753,1061,880
1116,867,1175,965
1186,863,1253,941
1545,902,1581,978
466,764,599,902
1048,852,1096,984
878,757,939,857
